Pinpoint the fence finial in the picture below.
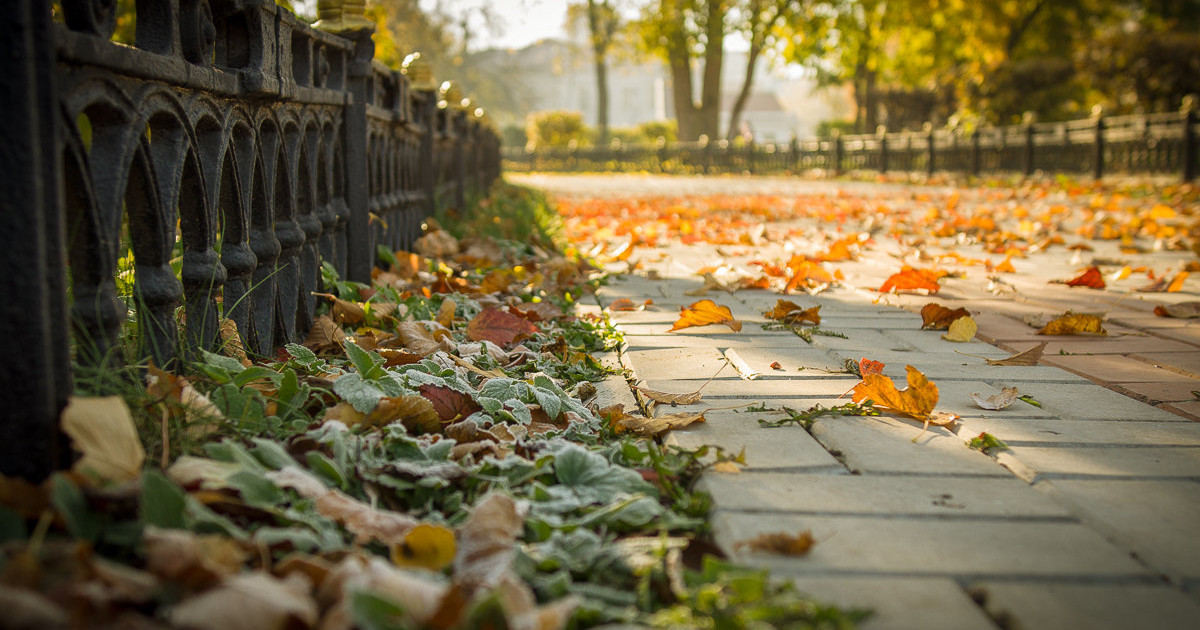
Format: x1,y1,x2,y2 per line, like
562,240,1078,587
403,53,437,91
314,0,375,34
1182,95,1197,114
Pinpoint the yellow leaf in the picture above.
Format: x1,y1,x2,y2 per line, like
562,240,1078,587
1038,312,1107,335
669,299,742,333
60,396,146,484
712,461,741,474
851,366,939,421
942,316,977,342
392,523,456,571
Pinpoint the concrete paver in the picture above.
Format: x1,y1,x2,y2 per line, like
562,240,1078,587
525,174,1200,629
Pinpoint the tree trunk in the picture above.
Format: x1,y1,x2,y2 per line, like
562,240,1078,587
586,0,610,144
697,0,726,140
726,40,762,140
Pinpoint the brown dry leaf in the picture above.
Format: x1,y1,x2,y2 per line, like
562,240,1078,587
613,411,707,437
143,527,249,591
608,298,652,312
635,387,703,406
985,342,1047,366
146,363,227,437
1038,312,1107,336
267,466,420,546
468,307,540,346
365,395,442,433
851,365,939,421
391,523,457,572
394,321,442,356
920,303,971,330
319,556,448,627
436,297,457,328
1154,302,1200,318
1139,271,1190,293
734,530,816,556
0,586,69,629
217,318,250,366
0,475,49,519
304,315,346,353
454,493,527,590
763,299,820,325
971,387,1020,410
166,456,243,491
512,300,567,322
312,292,366,326
669,299,743,333
414,230,459,259
60,396,146,484
167,572,318,630
942,316,977,342
419,384,483,423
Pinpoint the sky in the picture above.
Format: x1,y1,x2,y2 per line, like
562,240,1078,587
423,0,569,50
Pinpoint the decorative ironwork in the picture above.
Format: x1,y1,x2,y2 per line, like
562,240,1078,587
0,0,501,480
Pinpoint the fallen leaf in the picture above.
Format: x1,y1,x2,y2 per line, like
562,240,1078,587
304,315,346,354
167,572,318,630
314,292,366,326
413,229,459,259
467,307,540,346
879,267,942,293
217,318,250,365
971,387,1019,410
608,298,653,311
967,432,1009,454
419,384,482,423
769,361,783,370
734,530,816,556
784,257,834,293
1154,302,1200,318
267,466,420,546
1038,312,1107,335
920,303,971,330
613,411,707,437
858,358,885,376
366,395,442,433
60,396,146,484
635,387,703,406
436,297,457,327
1063,266,1106,289
394,321,443,356
143,526,250,590
763,299,821,325
454,493,527,590
511,301,566,322
391,523,457,571
985,342,1047,365
669,299,742,332
1139,271,1190,293
851,365,938,421
942,316,977,342
712,461,742,473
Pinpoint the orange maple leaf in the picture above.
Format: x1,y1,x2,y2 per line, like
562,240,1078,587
879,267,943,293
466,308,539,346
851,365,939,420
920,303,971,330
784,256,835,293
858,358,885,376
669,299,743,333
1064,266,1105,289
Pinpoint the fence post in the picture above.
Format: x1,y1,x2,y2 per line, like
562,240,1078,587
1091,105,1105,180
831,130,843,176
877,126,888,174
0,0,71,480
403,54,438,231
1023,111,1037,177
333,21,376,283
925,122,936,177
1183,96,1197,182
971,128,982,176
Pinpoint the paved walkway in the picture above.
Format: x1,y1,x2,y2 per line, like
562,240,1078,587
518,174,1200,630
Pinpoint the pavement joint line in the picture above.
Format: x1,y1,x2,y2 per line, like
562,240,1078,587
1000,442,1200,449
1029,473,1200,483
765,568,1165,585
713,508,1080,523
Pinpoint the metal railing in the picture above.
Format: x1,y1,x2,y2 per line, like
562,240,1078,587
505,106,1198,182
0,0,501,479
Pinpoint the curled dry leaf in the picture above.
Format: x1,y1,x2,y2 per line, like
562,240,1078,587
217,318,250,366
419,384,483,424
394,321,442,356
608,298,653,312
763,298,820,325
304,315,346,354
413,229,459,259
851,365,938,421
613,411,707,437
267,466,421,546
942,316,977,342
1038,312,1107,336
784,257,835,293
454,493,527,590
858,358,885,377
143,527,250,591
669,299,743,333
467,308,540,346
971,387,1020,410
1063,266,1106,289
167,572,318,630
313,293,366,326
1154,301,1200,319
734,530,816,557
635,386,703,406
985,341,1047,366
60,396,146,484
920,303,971,330
1139,271,1189,293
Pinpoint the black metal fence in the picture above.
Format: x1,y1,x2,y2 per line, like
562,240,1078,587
0,0,500,480
505,107,1198,182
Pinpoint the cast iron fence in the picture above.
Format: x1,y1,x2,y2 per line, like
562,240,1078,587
506,106,1198,182
0,0,501,480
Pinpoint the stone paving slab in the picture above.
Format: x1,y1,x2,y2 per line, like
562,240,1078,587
810,415,1010,476
784,576,998,630
664,410,845,472
956,417,1200,446
699,473,1072,518
1130,351,1200,377
970,582,1200,630
622,347,732,379
711,511,1153,578
1003,444,1200,478
999,382,1189,422
640,375,861,398
1038,479,1200,583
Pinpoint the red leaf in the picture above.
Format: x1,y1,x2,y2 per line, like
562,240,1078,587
858,358,885,376
418,384,482,423
1065,266,1106,289
466,307,539,346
